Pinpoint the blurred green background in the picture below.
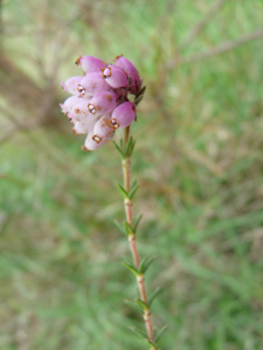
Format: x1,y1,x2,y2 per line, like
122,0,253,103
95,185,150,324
1,0,263,349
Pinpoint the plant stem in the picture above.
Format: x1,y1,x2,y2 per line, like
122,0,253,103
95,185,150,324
122,126,156,348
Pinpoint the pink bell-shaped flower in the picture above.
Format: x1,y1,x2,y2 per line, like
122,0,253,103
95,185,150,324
102,65,128,88
88,91,117,117
92,116,114,140
72,119,97,135
77,72,110,98
111,102,136,129
115,55,141,94
60,95,83,115
83,134,107,151
75,55,105,74
61,54,143,151
61,76,84,95
69,99,92,122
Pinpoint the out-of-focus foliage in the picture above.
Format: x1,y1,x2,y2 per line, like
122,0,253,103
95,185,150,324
1,0,263,349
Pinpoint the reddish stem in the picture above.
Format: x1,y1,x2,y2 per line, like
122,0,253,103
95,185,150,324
122,127,156,347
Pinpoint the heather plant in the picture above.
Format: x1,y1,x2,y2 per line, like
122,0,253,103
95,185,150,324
61,55,166,349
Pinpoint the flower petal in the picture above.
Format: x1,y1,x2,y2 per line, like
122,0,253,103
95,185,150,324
61,76,84,95
93,116,115,139
102,65,128,88
75,55,105,74
77,72,110,98
111,102,136,129
83,134,106,151
88,91,118,117
60,95,83,115
115,55,141,94
72,119,97,135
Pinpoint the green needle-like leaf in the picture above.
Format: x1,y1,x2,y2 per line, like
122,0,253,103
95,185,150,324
128,326,148,340
130,178,137,189
148,287,161,307
124,136,133,157
135,85,146,99
147,340,157,349
129,139,136,155
125,300,144,314
113,141,124,159
141,256,156,274
136,298,149,311
133,214,143,232
120,138,123,149
138,255,154,274
134,94,144,106
116,184,129,199
129,184,139,199
124,221,134,234
155,325,168,344
123,262,139,277
113,220,128,236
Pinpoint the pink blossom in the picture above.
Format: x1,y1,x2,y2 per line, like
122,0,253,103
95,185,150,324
111,102,136,129
69,99,92,122
77,72,110,98
75,55,105,74
102,65,128,88
60,95,83,115
72,119,97,135
88,91,117,117
61,76,83,95
115,55,141,94
60,54,143,151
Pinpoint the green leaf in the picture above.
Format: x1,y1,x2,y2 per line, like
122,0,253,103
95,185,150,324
113,141,124,159
133,214,143,232
123,262,139,277
116,184,129,199
147,340,157,349
130,178,137,189
148,287,161,307
134,94,144,106
124,136,134,157
136,298,149,311
124,221,134,234
138,256,152,274
125,300,144,314
129,139,136,156
139,256,156,274
129,184,139,199
113,220,128,236
135,85,146,99
128,326,148,340
155,324,168,343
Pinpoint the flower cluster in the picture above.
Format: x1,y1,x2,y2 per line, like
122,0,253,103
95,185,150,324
60,55,142,151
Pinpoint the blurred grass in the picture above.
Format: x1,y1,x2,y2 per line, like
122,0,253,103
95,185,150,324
1,0,263,349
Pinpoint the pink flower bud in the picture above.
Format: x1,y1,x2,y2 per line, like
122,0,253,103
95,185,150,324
111,102,136,129
60,95,83,115
93,116,114,139
72,119,97,135
102,65,128,88
61,76,84,95
75,55,105,74
88,91,117,117
77,72,110,98
115,55,141,94
83,134,107,151
69,99,92,122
